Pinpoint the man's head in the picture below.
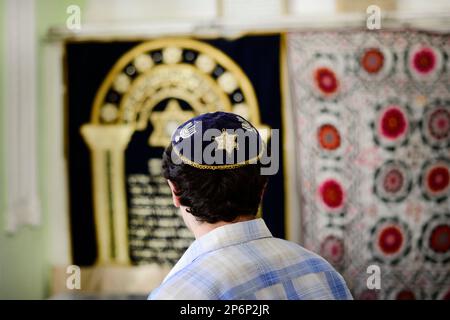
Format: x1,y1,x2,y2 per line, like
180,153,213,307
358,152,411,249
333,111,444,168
162,112,268,224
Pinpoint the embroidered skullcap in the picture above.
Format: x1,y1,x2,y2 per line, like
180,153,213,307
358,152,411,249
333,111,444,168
171,112,265,170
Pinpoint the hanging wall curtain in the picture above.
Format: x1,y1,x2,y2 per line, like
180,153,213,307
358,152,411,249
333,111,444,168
65,35,286,266
4,0,40,232
287,29,449,299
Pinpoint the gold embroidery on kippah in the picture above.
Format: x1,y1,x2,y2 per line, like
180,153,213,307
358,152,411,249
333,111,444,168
215,129,239,155
172,142,264,170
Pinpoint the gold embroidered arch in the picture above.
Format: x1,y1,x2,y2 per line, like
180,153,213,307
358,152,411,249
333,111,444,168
81,38,268,265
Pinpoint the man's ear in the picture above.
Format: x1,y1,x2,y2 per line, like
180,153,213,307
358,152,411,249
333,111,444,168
167,180,181,208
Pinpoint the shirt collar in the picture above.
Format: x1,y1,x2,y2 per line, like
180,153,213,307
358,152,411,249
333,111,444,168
163,218,272,283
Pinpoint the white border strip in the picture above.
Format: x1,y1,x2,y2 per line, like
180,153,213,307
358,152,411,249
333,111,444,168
5,0,40,232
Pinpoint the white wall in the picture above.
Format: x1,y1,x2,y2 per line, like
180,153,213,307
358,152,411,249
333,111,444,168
85,0,450,22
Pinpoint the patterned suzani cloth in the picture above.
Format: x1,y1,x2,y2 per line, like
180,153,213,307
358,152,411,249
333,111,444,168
287,30,450,299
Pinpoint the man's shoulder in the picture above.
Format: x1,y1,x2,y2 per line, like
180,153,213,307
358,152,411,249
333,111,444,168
150,236,353,300
259,236,336,267
184,236,337,278
149,269,215,300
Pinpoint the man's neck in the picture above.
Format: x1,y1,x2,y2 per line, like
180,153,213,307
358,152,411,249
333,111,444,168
180,206,255,239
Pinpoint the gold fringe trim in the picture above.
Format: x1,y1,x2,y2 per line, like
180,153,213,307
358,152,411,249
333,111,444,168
172,143,265,170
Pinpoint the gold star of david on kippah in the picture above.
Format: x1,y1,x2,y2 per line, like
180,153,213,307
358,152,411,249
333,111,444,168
215,129,239,155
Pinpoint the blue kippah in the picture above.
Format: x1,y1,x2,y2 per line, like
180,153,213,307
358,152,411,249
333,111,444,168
171,112,265,170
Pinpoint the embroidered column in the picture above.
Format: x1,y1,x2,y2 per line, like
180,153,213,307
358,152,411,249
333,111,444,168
81,124,134,265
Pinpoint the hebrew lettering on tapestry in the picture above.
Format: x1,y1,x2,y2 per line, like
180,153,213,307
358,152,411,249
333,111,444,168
65,36,285,266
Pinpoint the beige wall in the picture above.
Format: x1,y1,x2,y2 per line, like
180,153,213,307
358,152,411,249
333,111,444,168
0,0,85,299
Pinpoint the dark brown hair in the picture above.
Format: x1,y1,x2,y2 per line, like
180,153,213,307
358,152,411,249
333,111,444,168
162,145,268,223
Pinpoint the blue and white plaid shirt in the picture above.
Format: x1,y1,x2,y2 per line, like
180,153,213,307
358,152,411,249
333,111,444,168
149,218,353,300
